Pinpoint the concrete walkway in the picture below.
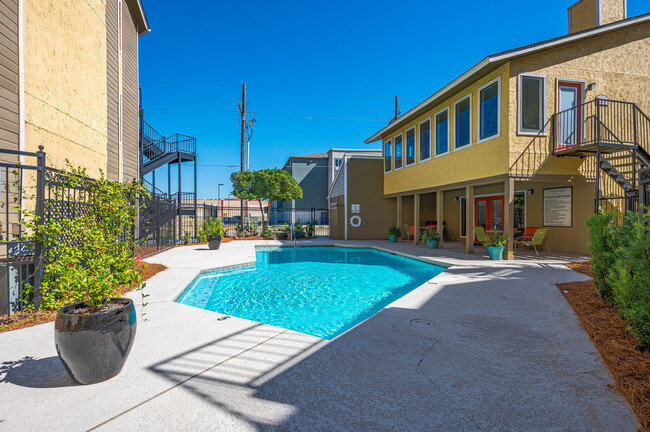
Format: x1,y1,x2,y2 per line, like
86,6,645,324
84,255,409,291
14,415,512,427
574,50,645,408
0,239,639,431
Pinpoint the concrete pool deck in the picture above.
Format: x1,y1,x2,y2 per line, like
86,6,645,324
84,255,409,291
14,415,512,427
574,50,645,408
0,239,640,431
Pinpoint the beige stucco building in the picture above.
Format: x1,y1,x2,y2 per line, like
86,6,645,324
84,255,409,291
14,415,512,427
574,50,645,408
356,0,650,257
0,0,149,182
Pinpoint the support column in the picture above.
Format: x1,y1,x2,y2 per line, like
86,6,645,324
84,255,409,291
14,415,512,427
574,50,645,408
396,196,402,239
504,177,515,260
414,193,420,245
465,186,474,254
436,190,444,249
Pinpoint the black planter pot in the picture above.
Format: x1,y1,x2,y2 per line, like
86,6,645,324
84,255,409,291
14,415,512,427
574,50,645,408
54,298,137,385
207,234,222,250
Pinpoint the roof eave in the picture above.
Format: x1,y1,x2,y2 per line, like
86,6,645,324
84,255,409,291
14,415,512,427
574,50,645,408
127,0,151,37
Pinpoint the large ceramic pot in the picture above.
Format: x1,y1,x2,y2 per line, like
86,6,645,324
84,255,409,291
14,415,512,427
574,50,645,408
207,234,222,250
388,234,397,243
55,298,137,385
487,246,505,260
427,239,438,249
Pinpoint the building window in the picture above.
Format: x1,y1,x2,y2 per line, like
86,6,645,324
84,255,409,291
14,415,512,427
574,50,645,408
514,191,526,231
478,77,500,142
518,73,547,134
384,141,391,173
394,134,403,169
405,127,416,166
435,108,449,156
454,95,471,149
419,118,431,161
334,158,343,170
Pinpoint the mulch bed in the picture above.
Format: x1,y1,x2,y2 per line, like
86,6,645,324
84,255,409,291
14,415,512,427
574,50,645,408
0,261,167,333
561,261,650,430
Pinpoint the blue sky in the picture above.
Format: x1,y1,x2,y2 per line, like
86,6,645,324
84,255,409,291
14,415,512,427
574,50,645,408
139,0,648,199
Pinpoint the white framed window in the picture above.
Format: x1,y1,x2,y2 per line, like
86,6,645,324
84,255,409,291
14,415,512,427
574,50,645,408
454,94,472,150
418,117,431,162
434,107,449,157
394,134,403,170
405,127,416,166
478,76,501,143
518,73,547,135
384,140,392,173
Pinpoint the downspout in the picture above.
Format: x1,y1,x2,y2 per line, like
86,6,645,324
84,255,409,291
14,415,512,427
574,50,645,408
344,157,348,240
118,0,123,182
18,0,24,159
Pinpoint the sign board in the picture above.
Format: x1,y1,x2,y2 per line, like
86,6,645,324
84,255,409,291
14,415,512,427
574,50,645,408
543,187,572,227
351,204,360,214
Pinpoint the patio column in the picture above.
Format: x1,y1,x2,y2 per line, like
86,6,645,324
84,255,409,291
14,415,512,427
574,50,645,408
437,190,444,249
504,177,515,260
414,193,420,245
396,195,402,234
465,186,474,254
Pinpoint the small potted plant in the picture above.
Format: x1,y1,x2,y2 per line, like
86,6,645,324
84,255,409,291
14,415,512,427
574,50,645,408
203,217,224,250
485,231,508,260
420,228,440,249
386,225,402,243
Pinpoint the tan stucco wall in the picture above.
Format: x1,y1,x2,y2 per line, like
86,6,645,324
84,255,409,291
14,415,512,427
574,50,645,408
24,0,108,177
508,22,650,178
347,159,395,240
383,64,511,197
601,0,627,25
569,0,598,33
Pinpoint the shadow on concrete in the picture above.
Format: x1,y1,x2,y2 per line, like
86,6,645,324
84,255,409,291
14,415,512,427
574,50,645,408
135,258,634,431
0,356,77,388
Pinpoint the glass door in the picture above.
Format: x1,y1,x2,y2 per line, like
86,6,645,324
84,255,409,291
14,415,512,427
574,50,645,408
475,195,504,240
557,81,583,150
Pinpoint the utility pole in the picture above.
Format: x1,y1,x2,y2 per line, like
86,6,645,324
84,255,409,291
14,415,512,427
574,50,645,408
218,183,224,201
239,83,246,230
389,95,400,124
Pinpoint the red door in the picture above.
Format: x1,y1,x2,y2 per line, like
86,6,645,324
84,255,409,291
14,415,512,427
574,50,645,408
474,195,504,241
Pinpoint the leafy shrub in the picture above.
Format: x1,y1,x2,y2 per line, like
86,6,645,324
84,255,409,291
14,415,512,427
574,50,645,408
386,225,402,237
587,210,650,346
586,211,627,302
260,228,274,238
25,163,148,311
420,228,440,243
484,231,507,247
198,217,224,241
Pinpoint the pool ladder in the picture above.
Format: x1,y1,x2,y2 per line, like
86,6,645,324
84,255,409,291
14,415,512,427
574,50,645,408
291,225,296,247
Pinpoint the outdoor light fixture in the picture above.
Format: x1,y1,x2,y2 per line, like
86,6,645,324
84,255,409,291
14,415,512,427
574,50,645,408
528,189,535,195
454,196,459,201
588,82,597,91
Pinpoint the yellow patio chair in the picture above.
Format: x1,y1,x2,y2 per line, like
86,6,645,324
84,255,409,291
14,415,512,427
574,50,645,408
473,226,489,250
403,224,413,241
515,228,549,255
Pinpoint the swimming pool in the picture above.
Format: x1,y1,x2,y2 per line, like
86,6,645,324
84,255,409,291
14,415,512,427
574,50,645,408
177,246,445,339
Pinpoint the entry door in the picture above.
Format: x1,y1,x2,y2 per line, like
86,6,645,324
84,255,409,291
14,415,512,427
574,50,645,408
475,195,504,239
556,81,583,150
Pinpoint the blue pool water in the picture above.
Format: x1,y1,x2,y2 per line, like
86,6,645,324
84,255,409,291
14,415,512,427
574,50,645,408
177,247,445,339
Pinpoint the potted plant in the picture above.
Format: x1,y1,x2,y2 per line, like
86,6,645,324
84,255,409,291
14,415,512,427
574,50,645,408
484,231,508,260
202,217,224,250
420,228,440,249
386,225,402,243
28,165,148,385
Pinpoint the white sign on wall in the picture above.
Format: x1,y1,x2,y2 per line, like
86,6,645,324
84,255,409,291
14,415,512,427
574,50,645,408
543,187,572,227
351,204,360,214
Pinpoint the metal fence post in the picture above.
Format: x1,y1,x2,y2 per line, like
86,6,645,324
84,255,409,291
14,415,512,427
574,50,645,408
33,145,46,309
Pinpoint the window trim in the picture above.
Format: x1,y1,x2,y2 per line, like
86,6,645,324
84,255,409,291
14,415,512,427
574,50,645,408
405,126,417,167
393,133,404,171
417,117,432,163
434,107,450,158
477,76,501,144
453,93,473,152
518,73,548,136
384,140,392,173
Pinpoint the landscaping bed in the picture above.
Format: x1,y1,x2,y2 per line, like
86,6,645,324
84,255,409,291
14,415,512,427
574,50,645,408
0,261,167,333
561,261,650,431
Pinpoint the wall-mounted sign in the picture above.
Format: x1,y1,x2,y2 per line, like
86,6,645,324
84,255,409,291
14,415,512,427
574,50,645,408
351,204,360,214
543,186,572,227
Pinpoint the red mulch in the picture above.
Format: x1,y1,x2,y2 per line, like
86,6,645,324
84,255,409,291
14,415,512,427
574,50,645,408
561,261,650,430
0,261,167,333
